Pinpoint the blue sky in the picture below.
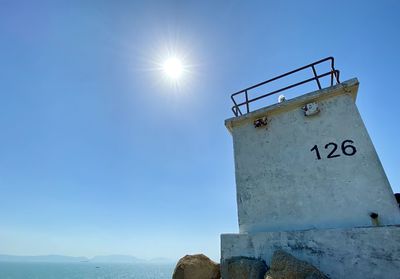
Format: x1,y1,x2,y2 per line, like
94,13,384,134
0,0,399,261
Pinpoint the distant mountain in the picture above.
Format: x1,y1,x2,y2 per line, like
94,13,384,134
0,255,88,263
90,255,145,263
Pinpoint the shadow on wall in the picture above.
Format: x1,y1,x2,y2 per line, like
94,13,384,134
395,193,400,208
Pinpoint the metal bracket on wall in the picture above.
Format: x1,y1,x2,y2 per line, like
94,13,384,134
254,116,268,128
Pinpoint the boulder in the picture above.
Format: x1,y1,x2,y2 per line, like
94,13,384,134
221,256,267,279
265,250,328,279
172,254,220,279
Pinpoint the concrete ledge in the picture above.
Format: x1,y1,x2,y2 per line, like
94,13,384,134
225,78,359,132
221,225,400,279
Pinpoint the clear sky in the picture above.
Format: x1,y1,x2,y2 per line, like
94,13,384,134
0,0,399,261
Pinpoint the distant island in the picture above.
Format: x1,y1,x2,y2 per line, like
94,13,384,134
0,254,174,264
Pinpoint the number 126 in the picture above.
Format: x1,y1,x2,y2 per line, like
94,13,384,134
310,140,357,160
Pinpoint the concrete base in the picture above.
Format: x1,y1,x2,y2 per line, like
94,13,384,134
221,226,400,279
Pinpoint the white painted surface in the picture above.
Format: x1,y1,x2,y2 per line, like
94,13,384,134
221,226,400,279
225,79,400,233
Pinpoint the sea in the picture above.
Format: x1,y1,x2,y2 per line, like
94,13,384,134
0,262,174,279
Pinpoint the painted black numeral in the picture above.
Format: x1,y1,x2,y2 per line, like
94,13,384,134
325,142,340,158
311,139,357,160
341,140,357,156
310,145,321,160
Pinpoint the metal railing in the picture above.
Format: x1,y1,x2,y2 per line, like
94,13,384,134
230,57,340,116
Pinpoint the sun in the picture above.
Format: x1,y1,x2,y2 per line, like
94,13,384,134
163,57,183,80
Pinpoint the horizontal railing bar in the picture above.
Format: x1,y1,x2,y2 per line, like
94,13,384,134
232,70,338,109
229,57,340,117
231,57,334,97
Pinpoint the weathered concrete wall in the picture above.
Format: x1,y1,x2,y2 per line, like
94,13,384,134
225,79,400,233
221,226,400,279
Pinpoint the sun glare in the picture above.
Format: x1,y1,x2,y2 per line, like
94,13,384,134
163,57,183,80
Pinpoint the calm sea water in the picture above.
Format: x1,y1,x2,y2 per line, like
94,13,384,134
0,262,174,279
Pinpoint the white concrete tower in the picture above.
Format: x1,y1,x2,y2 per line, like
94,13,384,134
227,78,400,233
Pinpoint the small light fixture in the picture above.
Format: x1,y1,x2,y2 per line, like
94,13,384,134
370,212,378,219
370,212,380,227
302,102,320,116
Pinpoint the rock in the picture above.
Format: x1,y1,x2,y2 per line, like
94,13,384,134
172,254,220,279
221,257,267,279
265,250,328,279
